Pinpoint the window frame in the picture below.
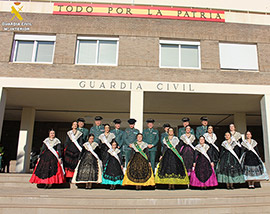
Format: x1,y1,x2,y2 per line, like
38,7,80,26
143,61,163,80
219,42,259,71
12,34,56,64
75,36,119,66
159,40,201,69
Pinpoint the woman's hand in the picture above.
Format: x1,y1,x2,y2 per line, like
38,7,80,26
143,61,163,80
159,156,162,161
211,162,214,168
149,162,151,167
129,144,132,148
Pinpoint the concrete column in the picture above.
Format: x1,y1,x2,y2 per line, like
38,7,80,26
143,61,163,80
234,112,247,134
16,107,35,173
261,95,270,171
130,91,144,132
0,87,7,143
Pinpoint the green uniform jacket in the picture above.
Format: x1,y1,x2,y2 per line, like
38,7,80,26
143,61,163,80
196,125,208,139
111,128,124,148
90,125,105,142
160,132,168,146
123,128,140,151
178,127,195,138
77,127,89,142
142,128,159,152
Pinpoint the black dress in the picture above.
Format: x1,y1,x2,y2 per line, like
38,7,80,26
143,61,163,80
122,142,155,186
204,133,219,170
179,134,197,176
216,140,245,184
98,133,116,166
72,142,103,183
29,138,64,184
190,144,218,187
231,131,242,158
63,130,84,178
155,136,189,185
240,140,269,181
102,148,124,185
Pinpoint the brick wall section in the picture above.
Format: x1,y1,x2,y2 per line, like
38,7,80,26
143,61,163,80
118,36,159,67
0,12,270,84
201,40,220,70
257,43,270,72
0,32,14,62
54,34,77,64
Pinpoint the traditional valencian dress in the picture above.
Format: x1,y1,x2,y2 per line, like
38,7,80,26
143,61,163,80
63,130,83,178
216,140,245,184
122,141,155,186
180,134,197,176
72,141,103,184
102,148,124,185
98,132,115,166
231,131,242,158
29,137,65,184
190,144,218,187
155,136,189,185
240,139,269,181
204,132,219,170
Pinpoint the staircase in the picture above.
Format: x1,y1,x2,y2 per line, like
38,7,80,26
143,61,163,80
0,173,270,213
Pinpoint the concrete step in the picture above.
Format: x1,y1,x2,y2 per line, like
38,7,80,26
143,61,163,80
0,174,270,213
0,193,270,207
0,203,269,214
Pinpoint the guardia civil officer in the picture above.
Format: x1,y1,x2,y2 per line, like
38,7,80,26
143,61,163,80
77,118,89,142
178,117,195,138
90,116,105,143
111,119,124,152
196,116,208,139
123,119,139,167
142,119,159,172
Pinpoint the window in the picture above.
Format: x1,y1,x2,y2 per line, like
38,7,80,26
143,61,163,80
160,40,200,69
219,43,258,71
12,34,56,63
76,37,119,66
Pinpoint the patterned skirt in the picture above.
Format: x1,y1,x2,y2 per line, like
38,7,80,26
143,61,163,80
155,149,189,185
102,155,124,185
72,150,102,184
190,154,218,187
241,152,269,181
122,152,155,186
29,150,64,184
216,151,245,184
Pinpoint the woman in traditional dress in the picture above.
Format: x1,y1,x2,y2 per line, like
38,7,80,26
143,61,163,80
72,134,103,189
98,124,116,166
179,126,197,176
216,132,245,189
155,128,189,190
102,139,124,190
29,129,64,188
203,126,219,170
122,133,155,190
240,131,269,189
190,136,218,189
229,124,242,157
63,121,84,181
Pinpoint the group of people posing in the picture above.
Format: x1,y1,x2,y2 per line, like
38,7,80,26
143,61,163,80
29,116,269,190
